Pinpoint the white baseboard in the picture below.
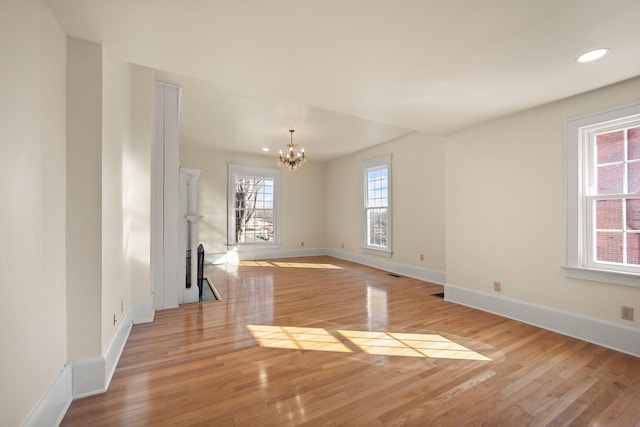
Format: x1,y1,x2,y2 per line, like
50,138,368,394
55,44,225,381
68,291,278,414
103,304,134,392
445,283,640,358
71,304,134,399
133,295,155,324
204,247,445,285
22,364,72,427
22,301,141,426
71,357,106,399
326,248,446,285
205,247,327,265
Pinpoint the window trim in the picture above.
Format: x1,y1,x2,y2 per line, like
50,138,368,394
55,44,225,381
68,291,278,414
564,103,640,287
362,155,393,258
227,164,281,247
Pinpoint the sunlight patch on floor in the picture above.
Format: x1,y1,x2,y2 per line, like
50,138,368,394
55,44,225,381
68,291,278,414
272,262,342,269
238,261,342,269
247,325,491,361
246,325,353,353
338,330,492,361
238,261,275,267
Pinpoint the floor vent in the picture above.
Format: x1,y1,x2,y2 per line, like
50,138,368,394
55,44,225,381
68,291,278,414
432,292,445,299
388,273,402,278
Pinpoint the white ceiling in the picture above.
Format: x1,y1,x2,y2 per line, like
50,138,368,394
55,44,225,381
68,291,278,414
46,0,640,160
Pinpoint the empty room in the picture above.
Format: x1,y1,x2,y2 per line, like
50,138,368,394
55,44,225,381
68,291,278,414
2,1,640,426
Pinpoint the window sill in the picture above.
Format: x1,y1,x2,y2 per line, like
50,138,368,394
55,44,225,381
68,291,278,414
362,247,393,258
562,265,640,288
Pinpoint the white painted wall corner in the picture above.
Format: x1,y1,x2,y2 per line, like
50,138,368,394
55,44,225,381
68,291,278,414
21,364,72,427
22,301,146,426
133,295,156,324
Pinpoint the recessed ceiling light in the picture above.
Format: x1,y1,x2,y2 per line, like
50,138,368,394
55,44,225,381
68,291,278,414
576,48,609,63
262,147,269,152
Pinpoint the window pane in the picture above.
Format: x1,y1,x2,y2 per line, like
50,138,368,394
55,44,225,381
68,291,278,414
596,199,622,230
233,173,275,244
368,208,387,247
627,233,640,265
596,231,623,263
628,162,640,193
627,199,640,230
597,164,623,194
628,127,640,161
596,130,624,164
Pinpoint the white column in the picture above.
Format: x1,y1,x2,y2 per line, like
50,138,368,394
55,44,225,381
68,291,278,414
181,168,202,304
152,81,182,309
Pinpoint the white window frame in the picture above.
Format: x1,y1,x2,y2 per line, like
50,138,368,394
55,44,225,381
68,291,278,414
362,155,393,257
227,164,281,247
564,103,640,287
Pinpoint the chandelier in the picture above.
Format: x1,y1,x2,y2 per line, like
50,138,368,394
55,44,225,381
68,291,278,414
278,129,306,171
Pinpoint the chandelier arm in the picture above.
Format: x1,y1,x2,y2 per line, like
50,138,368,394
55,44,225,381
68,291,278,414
278,129,306,171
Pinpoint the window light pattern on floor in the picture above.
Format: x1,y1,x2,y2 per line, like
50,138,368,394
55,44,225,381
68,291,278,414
238,261,342,269
246,325,491,361
246,325,352,353
338,330,491,361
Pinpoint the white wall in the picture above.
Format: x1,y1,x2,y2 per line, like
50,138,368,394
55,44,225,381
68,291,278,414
0,1,67,425
446,76,640,328
130,65,154,303
180,145,327,257
325,132,447,275
66,37,103,361
101,53,133,350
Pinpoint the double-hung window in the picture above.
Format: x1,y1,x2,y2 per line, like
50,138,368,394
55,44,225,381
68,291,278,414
362,155,392,257
228,164,281,246
565,103,640,286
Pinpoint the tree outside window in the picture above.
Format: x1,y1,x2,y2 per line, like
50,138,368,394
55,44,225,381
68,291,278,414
228,165,280,245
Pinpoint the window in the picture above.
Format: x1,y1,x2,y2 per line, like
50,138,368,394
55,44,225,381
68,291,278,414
228,164,280,246
362,155,392,257
565,103,640,287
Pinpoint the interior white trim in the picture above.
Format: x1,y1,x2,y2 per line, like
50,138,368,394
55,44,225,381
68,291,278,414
22,364,72,427
205,247,445,285
206,247,327,264
563,265,640,288
327,248,445,285
133,296,156,324
445,283,640,358
362,154,393,255
227,164,282,247
23,300,155,426
103,306,134,391
361,247,393,258
565,102,640,287
72,303,135,399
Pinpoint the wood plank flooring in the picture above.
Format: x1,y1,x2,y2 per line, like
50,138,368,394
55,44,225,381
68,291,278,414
61,256,640,426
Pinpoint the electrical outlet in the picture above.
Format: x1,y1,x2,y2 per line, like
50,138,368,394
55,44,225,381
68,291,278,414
621,306,634,321
420,254,424,261
493,281,502,292
301,241,304,247
341,243,344,249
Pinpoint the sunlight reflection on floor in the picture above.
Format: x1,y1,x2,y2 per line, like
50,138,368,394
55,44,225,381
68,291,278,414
246,325,491,361
238,261,342,269
246,325,352,353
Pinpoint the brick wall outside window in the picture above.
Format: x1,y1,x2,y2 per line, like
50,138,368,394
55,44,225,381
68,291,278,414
594,128,640,265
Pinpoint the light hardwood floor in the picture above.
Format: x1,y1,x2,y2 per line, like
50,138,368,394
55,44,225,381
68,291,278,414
62,256,640,426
